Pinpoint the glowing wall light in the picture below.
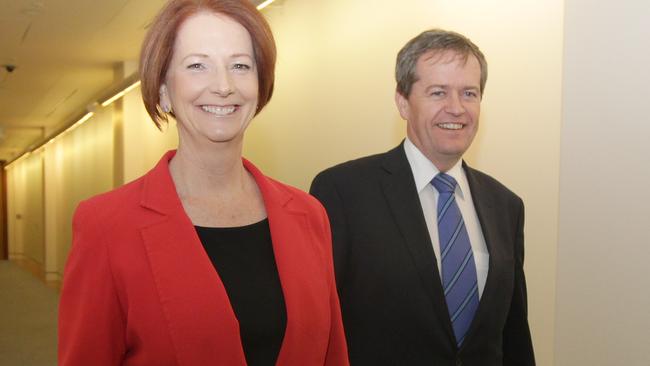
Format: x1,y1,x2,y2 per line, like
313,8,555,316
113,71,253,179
257,0,276,10
100,80,141,107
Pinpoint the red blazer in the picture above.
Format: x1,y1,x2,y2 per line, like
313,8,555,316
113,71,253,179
59,151,348,366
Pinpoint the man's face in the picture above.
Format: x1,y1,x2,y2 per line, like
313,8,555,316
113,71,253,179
396,50,482,171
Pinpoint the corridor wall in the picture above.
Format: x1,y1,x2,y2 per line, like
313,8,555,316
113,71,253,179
7,85,176,280
555,0,650,364
7,153,44,265
43,105,115,279
121,83,178,183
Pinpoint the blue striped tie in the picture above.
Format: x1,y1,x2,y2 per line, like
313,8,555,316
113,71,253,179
432,173,479,346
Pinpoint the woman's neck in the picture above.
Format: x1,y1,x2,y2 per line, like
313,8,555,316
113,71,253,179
168,134,267,227
169,140,247,199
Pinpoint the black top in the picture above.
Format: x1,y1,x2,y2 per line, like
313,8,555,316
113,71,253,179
195,219,286,366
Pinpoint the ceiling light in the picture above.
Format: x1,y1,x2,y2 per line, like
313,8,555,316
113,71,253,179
70,112,94,130
257,0,276,10
101,80,141,107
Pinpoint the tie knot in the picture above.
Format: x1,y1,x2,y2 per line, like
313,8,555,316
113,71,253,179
432,173,458,193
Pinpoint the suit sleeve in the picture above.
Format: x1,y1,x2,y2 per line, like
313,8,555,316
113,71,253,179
310,171,348,290
58,201,126,366
317,202,350,366
502,198,536,365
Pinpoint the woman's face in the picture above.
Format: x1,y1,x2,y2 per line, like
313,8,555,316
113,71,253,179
160,11,259,148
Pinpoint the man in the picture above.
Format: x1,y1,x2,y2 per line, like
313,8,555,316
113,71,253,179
310,29,535,365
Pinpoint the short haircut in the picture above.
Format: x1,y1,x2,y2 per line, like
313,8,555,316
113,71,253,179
139,0,277,129
395,29,487,98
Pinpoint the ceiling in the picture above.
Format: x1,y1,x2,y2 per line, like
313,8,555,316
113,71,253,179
0,0,269,163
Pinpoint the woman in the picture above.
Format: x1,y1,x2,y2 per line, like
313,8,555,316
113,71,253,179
58,0,348,365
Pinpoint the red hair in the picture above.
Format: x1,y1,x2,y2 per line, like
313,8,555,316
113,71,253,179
139,0,276,129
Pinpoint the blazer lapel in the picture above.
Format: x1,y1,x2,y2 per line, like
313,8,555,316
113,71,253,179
244,160,331,365
380,144,456,342
138,151,246,365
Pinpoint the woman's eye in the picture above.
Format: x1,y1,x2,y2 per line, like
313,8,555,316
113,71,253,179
233,63,251,70
187,63,205,70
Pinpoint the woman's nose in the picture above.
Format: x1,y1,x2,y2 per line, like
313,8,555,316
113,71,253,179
210,70,234,97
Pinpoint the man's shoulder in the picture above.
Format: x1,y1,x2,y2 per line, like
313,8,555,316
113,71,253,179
313,145,403,184
262,173,326,214
464,164,522,203
318,153,384,177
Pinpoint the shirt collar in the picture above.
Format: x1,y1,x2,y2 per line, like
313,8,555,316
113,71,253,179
403,138,470,200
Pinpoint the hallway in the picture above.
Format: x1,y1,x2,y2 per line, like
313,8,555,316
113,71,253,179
0,261,58,366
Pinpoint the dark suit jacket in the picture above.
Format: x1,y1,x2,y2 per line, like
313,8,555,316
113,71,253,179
59,150,348,366
310,143,534,366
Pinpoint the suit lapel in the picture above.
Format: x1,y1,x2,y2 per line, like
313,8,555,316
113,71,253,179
462,163,504,347
138,151,246,365
380,144,456,342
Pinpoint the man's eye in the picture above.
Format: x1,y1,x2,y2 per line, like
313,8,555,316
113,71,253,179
464,90,479,98
430,91,445,97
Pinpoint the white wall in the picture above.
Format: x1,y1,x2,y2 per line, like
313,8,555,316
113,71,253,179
6,153,45,264
7,159,26,259
46,105,115,276
44,142,63,280
555,0,650,365
22,154,44,265
122,88,178,183
6,165,17,257
248,1,563,364
120,61,178,183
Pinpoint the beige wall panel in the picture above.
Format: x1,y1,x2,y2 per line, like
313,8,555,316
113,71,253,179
6,153,45,264
556,0,650,364
6,166,15,256
44,143,65,279
7,164,25,257
22,153,45,265
53,106,115,275
245,1,563,364
123,88,178,183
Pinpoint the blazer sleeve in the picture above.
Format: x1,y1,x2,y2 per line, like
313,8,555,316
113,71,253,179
502,198,536,365
59,201,126,366
310,171,348,290
315,200,350,366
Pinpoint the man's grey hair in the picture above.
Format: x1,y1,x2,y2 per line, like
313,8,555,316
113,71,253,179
395,29,487,98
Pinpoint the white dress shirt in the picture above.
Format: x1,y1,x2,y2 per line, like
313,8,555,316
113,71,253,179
403,138,489,298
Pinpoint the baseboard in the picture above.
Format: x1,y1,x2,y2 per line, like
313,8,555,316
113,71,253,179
9,253,25,260
9,254,62,291
45,271,62,282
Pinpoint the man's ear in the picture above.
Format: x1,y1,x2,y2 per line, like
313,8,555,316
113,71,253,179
395,90,410,121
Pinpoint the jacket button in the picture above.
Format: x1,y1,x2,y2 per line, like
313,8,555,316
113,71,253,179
455,358,463,366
